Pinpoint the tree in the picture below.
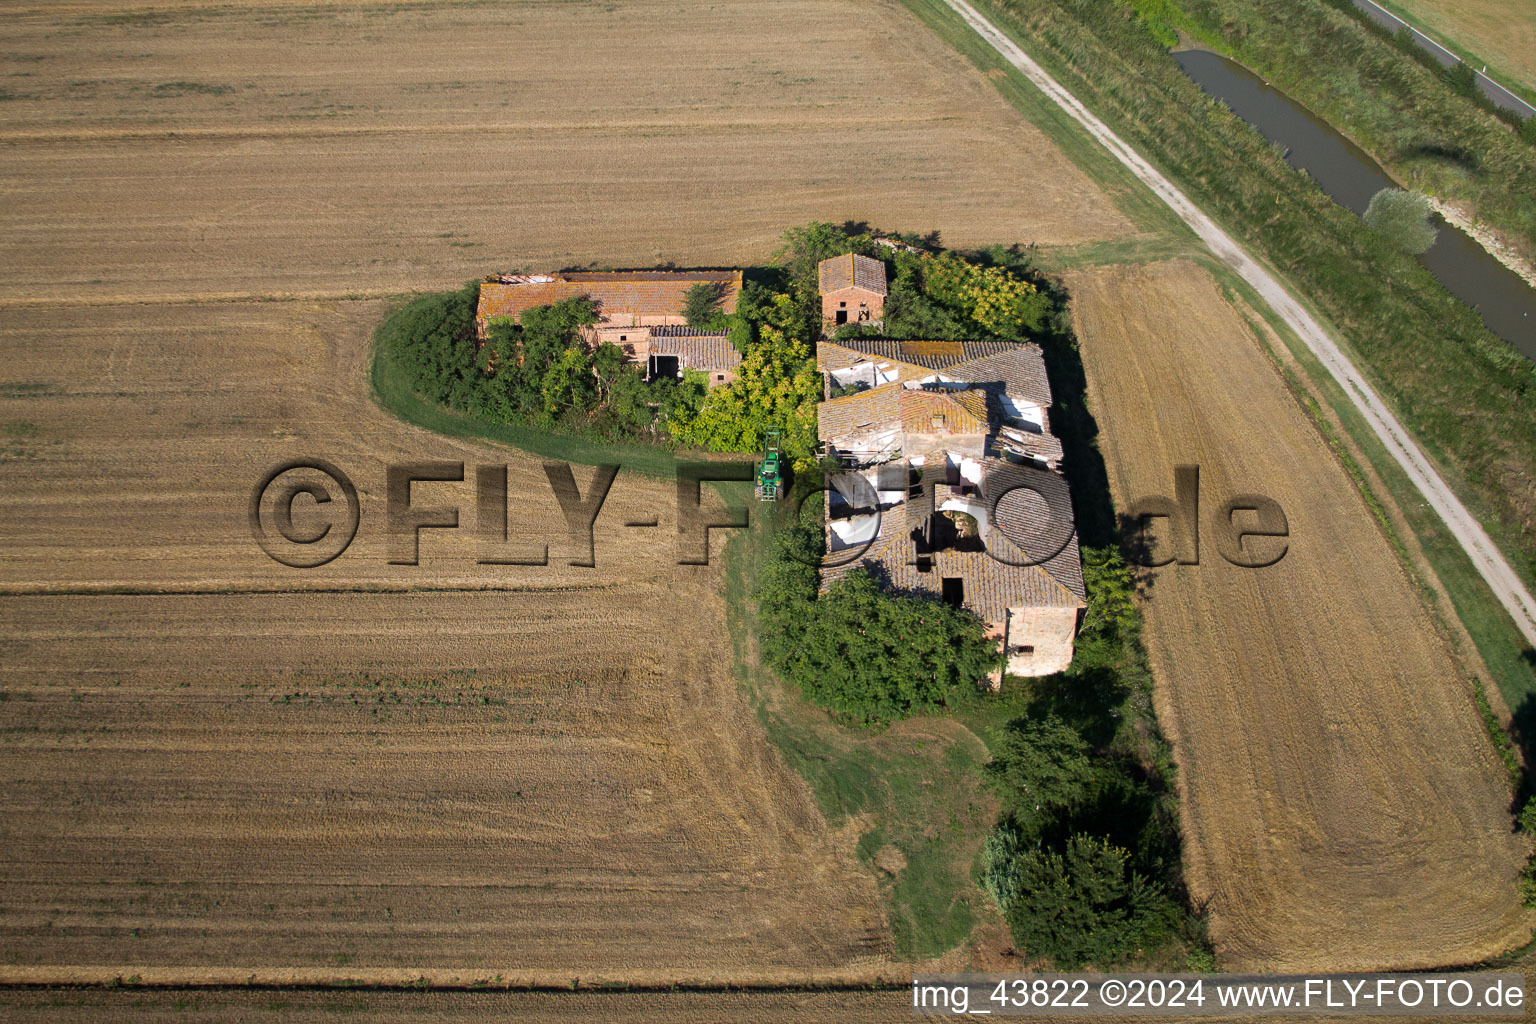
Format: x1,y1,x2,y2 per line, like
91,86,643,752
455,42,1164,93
1080,546,1139,639
681,282,726,327
755,521,823,669
1519,795,1536,834
983,830,1180,968
726,312,754,354
769,569,997,722
1444,60,1477,96
986,715,1096,822
381,283,481,407
1363,188,1438,255
667,293,822,470
590,341,625,406
539,345,597,418
1521,114,1536,147
920,250,1051,341
882,262,969,340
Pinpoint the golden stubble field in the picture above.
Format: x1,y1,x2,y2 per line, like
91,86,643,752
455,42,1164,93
0,0,1132,307
1391,0,1536,92
0,0,1141,982
0,298,893,976
1066,259,1531,971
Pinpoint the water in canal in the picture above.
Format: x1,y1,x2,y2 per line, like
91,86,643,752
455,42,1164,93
1173,48,1536,360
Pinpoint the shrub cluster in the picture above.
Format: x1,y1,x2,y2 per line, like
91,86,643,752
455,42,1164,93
754,520,998,724
980,548,1199,968
380,282,705,444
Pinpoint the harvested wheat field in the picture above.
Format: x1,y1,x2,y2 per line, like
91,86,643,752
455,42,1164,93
1391,0,1536,92
0,0,1143,985
0,987,921,1023
0,297,888,976
0,0,1132,307
1067,258,1531,971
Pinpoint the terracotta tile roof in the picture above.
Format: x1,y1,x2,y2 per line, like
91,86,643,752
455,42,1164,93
898,388,990,435
817,253,888,295
818,382,903,443
829,336,1011,367
649,326,741,372
478,270,742,326
820,483,1084,619
996,427,1065,467
989,468,1085,601
817,341,935,385
947,345,1053,407
816,337,1082,615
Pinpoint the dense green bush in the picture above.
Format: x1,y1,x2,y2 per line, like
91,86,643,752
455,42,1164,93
1363,188,1438,255
1519,795,1536,834
682,281,727,327
1443,60,1477,97
984,829,1182,968
754,521,998,723
979,547,1195,966
376,281,484,409
985,714,1095,824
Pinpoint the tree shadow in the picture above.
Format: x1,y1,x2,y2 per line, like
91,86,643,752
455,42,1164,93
1025,665,1128,749
1508,691,1536,820
1031,276,1118,553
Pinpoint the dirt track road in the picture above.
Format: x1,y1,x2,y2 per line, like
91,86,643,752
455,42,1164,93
939,0,1536,649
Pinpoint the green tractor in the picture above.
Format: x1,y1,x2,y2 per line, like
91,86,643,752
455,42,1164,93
755,425,783,502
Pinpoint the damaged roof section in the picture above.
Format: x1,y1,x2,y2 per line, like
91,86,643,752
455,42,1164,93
477,269,743,329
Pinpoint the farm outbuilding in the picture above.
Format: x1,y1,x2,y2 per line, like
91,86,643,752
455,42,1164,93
817,253,887,328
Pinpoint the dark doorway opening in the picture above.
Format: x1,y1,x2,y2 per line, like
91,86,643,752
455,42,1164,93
835,309,848,325
941,576,964,608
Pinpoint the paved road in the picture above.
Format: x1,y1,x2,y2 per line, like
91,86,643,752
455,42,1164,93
1352,0,1535,120
937,0,1536,649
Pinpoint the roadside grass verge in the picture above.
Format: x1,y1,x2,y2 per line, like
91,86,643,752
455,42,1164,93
1032,235,1206,273
1346,0,1536,108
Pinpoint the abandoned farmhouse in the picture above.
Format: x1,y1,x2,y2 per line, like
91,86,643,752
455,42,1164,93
473,254,1083,676
814,255,1083,678
477,269,745,387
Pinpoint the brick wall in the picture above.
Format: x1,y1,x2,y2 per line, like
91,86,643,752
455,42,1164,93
821,286,885,327
1003,605,1079,677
